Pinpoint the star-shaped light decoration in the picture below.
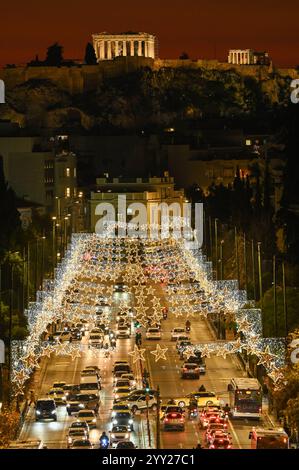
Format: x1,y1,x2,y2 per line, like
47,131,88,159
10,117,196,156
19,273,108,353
197,345,211,358
12,368,30,386
257,345,278,367
128,345,146,363
150,344,168,362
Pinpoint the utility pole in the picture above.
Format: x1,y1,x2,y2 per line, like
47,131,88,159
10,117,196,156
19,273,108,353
251,239,256,301
257,242,263,334
146,393,152,448
282,262,288,337
273,255,278,337
156,385,161,449
215,219,219,279
235,227,240,286
243,233,248,292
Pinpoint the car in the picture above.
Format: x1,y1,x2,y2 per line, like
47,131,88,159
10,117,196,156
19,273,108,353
114,387,131,400
175,336,190,348
75,393,100,414
69,439,93,449
181,363,200,379
113,364,132,379
183,354,206,374
80,376,101,395
206,424,227,444
53,331,72,343
111,403,130,419
67,429,88,448
112,411,134,430
63,384,80,397
110,425,131,444
116,311,130,322
160,405,184,421
199,408,225,428
116,441,136,449
88,333,103,349
48,388,67,405
209,431,232,449
69,421,89,435
77,410,97,428
174,392,220,408
146,328,162,340
114,360,130,368
118,391,157,413
113,283,129,293
75,322,87,335
116,325,131,339
114,379,131,391
162,412,185,431
35,398,57,421
120,374,137,389
171,328,186,341
176,340,193,354
83,366,101,379
207,416,228,430
52,381,66,391
71,328,82,341
66,394,85,415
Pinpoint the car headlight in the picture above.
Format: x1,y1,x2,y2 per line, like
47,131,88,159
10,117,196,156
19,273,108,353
113,419,118,425
36,410,41,415
79,404,84,408
125,433,129,438
115,395,119,399
112,412,116,417
68,437,72,443
92,418,96,423
66,404,70,408
111,434,115,439
51,410,56,415
129,419,133,424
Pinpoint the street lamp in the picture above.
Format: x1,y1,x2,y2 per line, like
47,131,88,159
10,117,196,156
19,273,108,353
52,217,57,273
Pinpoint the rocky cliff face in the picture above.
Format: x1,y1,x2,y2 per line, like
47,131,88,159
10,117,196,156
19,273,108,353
0,66,296,131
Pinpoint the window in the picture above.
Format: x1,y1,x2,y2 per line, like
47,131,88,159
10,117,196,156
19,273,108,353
245,139,252,146
66,168,70,177
65,187,71,198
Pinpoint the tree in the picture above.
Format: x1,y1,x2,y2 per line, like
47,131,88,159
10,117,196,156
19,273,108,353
45,43,64,66
0,156,21,259
84,43,97,65
179,52,190,60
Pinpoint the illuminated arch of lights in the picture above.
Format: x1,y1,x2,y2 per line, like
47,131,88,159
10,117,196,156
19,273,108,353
11,229,286,395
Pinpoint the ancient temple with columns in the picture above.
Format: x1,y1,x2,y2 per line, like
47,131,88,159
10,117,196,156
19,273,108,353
92,31,157,61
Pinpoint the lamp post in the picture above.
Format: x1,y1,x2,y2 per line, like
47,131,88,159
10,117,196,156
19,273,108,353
251,239,256,301
282,262,288,337
273,255,278,337
220,240,224,280
52,216,57,273
215,218,219,279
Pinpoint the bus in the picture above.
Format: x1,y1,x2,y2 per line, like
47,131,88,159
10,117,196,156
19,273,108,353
228,377,262,419
249,427,289,449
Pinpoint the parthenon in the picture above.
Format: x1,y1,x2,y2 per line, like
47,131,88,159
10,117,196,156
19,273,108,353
92,32,156,61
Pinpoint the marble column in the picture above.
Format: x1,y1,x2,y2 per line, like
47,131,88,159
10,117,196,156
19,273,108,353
100,41,105,60
123,40,127,56
115,41,119,57
107,41,112,59
130,40,134,56
144,41,148,57
138,40,142,56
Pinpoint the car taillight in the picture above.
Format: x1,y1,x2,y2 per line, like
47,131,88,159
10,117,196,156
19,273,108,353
228,445,232,449
210,445,214,449
164,418,169,422
219,439,223,442
180,418,184,422
171,413,177,418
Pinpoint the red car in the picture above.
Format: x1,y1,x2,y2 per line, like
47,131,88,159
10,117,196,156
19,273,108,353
163,412,185,431
209,431,232,449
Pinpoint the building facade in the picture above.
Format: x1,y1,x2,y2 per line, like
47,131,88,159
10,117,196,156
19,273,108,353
228,49,270,65
92,32,156,61
89,174,185,232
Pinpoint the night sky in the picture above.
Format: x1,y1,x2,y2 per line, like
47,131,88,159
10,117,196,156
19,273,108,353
1,0,298,67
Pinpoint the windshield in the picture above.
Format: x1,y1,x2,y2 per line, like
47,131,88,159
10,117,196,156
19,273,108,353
36,400,55,409
112,426,128,432
80,383,98,390
256,436,288,449
79,412,93,417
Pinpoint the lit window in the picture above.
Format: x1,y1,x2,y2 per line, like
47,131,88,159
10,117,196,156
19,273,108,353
65,187,71,198
245,139,252,146
66,168,70,177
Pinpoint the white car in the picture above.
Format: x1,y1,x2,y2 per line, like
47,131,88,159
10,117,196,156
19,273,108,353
70,439,93,449
146,328,161,340
77,410,97,428
67,429,88,448
116,325,130,339
110,425,131,444
88,333,103,349
114,379,131,392
171,328,186,341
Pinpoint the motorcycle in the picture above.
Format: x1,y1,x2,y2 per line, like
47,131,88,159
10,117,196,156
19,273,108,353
189,407,198,419
186,325,191,333
99,436,109,449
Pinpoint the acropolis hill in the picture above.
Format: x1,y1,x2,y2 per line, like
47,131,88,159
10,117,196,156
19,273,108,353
1,56,298,95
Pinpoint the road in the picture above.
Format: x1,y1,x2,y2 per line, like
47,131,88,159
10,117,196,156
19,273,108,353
18,283,270,450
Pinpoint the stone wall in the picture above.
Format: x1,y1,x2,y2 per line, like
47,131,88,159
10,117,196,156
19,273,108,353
0,57,297,95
